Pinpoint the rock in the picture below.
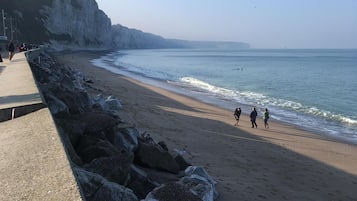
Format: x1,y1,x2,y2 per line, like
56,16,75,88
179,176,215,201
143,182,201,201
75,111,119,134
45,94,69,116
106,125,139,153
181,166,219,201
105,95,123,111
56,126,83,165
135,140,180,174
185,166,217,187
92,94,122,112
55,118,85,147
75,135,121,163
174,154,192,171
74,167,138,201
53,90,91,114
158,141,168,151
128,165,159,199
139,132,157,145
83,155,133,185
60,73,83,92
139,166,182,185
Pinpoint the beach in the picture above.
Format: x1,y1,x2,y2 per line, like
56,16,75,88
55,51,357,201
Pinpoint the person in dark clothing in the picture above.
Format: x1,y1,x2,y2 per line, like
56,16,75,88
233,107,242,126
263,108,270,128
8,40,15,61
0,47,3,62
250,107,258,128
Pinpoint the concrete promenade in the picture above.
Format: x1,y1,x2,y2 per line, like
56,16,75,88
0,51,82,200
0,51,43,121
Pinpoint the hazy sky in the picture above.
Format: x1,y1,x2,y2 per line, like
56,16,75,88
96,0,357,48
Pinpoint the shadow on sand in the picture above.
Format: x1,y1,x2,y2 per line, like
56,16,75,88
112,76,357,201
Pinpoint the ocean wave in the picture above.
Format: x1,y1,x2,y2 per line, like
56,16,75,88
179,77,357,126
180,77,237,98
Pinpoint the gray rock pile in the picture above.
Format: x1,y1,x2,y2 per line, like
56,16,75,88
27,50,218,201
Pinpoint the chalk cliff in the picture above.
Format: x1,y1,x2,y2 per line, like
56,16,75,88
42,0,112,49
2,0,112,49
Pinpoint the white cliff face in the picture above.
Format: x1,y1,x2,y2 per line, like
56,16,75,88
42,0,112,49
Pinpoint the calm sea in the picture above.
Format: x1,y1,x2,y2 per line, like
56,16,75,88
91,48,357,144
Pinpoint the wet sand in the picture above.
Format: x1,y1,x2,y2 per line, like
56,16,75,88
55,51,357,201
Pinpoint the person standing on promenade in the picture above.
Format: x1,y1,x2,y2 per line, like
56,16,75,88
8,40,15,61
263,108,270,128
233,107,242,126
250,107,258,128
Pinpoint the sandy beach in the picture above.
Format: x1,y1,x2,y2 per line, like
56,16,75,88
55,51,357,201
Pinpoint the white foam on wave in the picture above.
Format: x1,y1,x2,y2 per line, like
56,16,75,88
179,77,357,128
180,77,235,97
91,56,118,73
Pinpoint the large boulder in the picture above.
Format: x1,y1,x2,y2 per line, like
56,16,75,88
56,118,85,147
179,176,215,201
83,155,134,186
59,68,86,91
74,167,138,201
106,125,140,153
52,90,91,114
45,93,69,116
180,166,219,201
135,140,180,174
76,112,119,134
174,154,192,171
127,165,159,199
56,126,83,165
75,135,121,163
92,94,122,112
139,166,182,185
143,182,201,201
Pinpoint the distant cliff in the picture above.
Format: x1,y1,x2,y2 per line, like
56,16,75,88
111,24,250,49
112,24,184,49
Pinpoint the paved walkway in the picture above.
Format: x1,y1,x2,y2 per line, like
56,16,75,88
0,52,83,200
0,52,42,110
0,51,44,122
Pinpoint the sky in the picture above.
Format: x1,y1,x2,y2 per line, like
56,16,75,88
96,0,357,48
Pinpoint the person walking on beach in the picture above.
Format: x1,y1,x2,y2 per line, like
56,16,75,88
250,107,258,128
233,107,242,126
8,40,15,61
264,108,270,128
0,47,3,62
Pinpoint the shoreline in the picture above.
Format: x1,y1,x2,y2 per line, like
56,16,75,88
89,49,357,146
55,51,357,201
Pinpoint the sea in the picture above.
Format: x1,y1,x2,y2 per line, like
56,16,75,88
91,48,357,144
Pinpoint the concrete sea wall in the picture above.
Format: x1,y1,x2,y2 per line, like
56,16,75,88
0,51,82,200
